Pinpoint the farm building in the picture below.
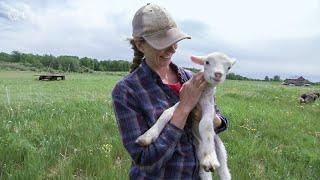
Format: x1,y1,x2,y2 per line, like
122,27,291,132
282,76,311,86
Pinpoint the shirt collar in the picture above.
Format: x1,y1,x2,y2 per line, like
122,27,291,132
140,59,188,84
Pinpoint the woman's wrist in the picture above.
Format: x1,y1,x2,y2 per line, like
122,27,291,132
170,103,191,129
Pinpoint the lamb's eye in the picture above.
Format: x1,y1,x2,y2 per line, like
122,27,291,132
227,66,231,70
205,61,210,65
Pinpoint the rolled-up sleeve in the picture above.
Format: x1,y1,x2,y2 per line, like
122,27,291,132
112,81,183,173
214,104,229,134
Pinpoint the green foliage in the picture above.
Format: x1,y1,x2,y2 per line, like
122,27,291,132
0,52,13,62
227,72,250,81
265,75,282,82
0,51,131,73
184,67,200,73
273,75,281,81
0,62,39,71
99,60,130,71
0,71,319,179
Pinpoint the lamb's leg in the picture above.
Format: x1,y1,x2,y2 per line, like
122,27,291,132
135,103,179,146
199,167,213,180
194,130,213,180
215,135,231,180
198,104,220,172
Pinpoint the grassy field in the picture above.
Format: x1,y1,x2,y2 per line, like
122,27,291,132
0,71,319,179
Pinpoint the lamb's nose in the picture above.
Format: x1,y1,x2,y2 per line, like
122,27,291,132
215,72,222,79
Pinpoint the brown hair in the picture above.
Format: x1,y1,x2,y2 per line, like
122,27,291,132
129,38,145,73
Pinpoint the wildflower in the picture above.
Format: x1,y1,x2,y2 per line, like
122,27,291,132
102,144,113,158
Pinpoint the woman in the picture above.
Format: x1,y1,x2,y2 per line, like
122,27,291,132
112,3,228,179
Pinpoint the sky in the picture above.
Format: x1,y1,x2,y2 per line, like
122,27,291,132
0,0,319,81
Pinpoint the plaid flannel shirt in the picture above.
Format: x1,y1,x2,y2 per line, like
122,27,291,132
112,60,228,179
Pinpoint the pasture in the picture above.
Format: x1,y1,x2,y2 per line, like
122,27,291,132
0,71,319,179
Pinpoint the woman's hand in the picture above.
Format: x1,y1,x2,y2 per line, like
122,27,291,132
170,72,207,129
179,72,208,113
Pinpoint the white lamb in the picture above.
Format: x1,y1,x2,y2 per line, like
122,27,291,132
136,52,235,180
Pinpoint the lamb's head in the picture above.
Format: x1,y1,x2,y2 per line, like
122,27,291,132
191,52,236,85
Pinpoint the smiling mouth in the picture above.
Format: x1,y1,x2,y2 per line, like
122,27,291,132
161,56,171,60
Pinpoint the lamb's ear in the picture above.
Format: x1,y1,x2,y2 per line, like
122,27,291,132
230,58,236,66
191,56,205,65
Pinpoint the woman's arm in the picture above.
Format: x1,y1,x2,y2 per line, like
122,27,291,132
112,81,183,173
112,72,207,173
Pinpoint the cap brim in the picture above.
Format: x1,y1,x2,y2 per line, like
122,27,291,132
143,28,191,50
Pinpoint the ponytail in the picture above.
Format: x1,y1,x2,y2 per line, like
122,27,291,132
129,38,145,73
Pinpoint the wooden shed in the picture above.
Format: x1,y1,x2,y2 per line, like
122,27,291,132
282,76,311,86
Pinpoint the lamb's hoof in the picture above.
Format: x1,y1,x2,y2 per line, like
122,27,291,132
201,154,220,172
135,134,153,146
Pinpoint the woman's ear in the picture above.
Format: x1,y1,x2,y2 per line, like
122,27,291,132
134,40,145,53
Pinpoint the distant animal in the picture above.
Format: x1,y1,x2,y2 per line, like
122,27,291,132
300,92,320,103
135,52,235,180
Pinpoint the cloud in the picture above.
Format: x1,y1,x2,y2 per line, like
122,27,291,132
174,32,320,81
0,1,34,22
0,0,319,81
0,0,130,59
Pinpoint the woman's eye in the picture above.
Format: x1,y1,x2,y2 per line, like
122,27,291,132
205,61,210,65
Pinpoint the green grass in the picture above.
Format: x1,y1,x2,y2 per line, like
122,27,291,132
0,71,319,179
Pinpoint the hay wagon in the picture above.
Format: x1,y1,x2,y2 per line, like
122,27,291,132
36,74,65,81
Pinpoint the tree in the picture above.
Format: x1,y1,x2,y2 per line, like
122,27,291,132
11,51,22,62
264,76,269,81
273,75,281,81
80,57,94,70
57,56,80,72
0,52,12,62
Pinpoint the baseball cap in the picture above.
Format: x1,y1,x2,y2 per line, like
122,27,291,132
132,3,191,50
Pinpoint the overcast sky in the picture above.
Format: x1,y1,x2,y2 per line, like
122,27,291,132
0,0,319,81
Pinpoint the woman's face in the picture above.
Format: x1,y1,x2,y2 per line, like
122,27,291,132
137,40,178,68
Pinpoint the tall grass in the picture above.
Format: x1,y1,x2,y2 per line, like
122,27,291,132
216,80,320,179
0,71,130,179
0,71,319,179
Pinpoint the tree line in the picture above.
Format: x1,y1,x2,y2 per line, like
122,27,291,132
1,51,283,81
184,67,281,81
264,75,281,81
0,51,130,72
